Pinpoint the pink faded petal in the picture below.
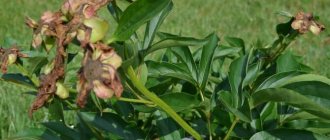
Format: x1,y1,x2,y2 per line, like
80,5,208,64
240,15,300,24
83,5,96,19
41,11,55,23
93,80,114,99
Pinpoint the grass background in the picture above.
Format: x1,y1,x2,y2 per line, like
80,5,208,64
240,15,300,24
1,0,329,138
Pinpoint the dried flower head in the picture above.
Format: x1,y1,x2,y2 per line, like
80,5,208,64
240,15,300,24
77,43,123,108
0,46,27,73
291,12,325,35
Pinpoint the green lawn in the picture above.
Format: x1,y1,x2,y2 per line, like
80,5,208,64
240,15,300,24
1,0,329,138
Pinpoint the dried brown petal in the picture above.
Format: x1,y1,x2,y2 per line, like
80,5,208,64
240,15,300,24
291,12,325,35
25,17,38,29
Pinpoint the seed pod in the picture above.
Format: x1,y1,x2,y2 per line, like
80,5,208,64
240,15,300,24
83,17,109,43
55,82,69,99
7,54,17,65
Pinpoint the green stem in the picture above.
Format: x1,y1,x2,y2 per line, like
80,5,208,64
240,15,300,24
224,117,239,140
127,66,202,140
118,97,153,104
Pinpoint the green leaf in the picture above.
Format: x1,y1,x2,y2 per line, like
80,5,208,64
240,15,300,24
224,37,245,54
79,112,144,139
277,52,311,73
255,71,304,91
154,110,182,140
24,57,48,75
285,119,330,134
12,128,61,140
213,45,242,59
251,88,330,120
198,33,219,92
146,33,208,55
48,98,64,122
160,92,200,112
0,73,36,89
171,46,198,80
43,122,80,140
142,2,173,49
243,61,262,87
282,74,330,108
228,55,248,107
218,91,251,122
276,18,294,36
250,129,329,140
109,0,171,42
147,61,197,85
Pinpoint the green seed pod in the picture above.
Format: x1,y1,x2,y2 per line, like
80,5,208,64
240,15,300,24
55,82,69,99
83,17,109,43
7,54,17,65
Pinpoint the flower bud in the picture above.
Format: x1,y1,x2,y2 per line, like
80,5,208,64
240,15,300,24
55,82,69,99
7,54,17,65
83,17,109,43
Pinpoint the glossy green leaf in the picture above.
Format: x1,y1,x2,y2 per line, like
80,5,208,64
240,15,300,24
251,88,330,120
109,0,171,42
0,73,36,89
283,79,330,108
276,52,312,73
224,37,245,54
198,33,219,92
24,57,48,75
154,110,182,140
147,61,197,85
48,98,64,122
79,112,144,139
142,2,173,49
243,61,262,87
250,129,329,140
146,33,208,55
218,91,251,122
171,46,198,80
12,128,61,140
160,92,200,112
213,45,242,59
255,71,304,91
43,122,80,140
228,55,248,107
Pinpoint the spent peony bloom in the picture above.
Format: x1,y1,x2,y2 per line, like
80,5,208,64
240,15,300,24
0,47,27,73
291,12,325,35
76,43,123,108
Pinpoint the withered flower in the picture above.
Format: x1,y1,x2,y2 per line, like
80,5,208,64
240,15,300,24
291,12,325,35
0,46,27,73
27,0,112,117
77,43,123,108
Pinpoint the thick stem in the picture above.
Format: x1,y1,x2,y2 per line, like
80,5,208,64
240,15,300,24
118,97,153,104
127,66,202,140
223,117,239,140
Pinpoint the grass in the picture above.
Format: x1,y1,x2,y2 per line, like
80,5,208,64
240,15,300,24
0,0,329,138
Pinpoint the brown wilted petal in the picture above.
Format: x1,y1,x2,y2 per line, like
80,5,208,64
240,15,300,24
32,33,43,48
41,11,56,23
25,17,38,29
0,47,27,73
291,12,325,35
